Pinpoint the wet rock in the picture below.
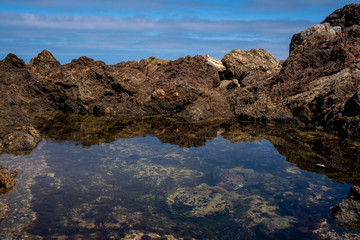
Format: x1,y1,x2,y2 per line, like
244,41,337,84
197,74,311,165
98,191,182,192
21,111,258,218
166,184,233,217
27,50,61,73
221,49,281,81
0,166,18,194
322,4,360,29
331,185,360,231
289,23,341,54
1,126,40,152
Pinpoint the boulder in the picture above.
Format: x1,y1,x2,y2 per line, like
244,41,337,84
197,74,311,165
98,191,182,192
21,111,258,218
331,185,360,231
1,126,40,152
221,49,280,81
289,23,341,54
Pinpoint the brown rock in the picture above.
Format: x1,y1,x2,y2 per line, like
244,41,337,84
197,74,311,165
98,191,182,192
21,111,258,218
0,166,18,194
27,50,61,73
322,4,360,29
1,126,40,152
221,49,281,81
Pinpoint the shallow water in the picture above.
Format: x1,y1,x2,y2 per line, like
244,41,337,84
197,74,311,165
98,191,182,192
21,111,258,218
0,114,359,239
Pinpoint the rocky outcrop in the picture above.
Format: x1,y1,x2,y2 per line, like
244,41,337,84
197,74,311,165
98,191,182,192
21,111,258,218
221,49,281,81
322,3,360,28
27,50,61,73
289,23,341,54
272,4,360,138
331,186,360,231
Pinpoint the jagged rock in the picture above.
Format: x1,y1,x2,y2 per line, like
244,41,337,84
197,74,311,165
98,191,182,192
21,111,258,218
27,50,61,73
289,23,341,54
331,185,360,231
322,4,360,29
221,49,281,81
0,53,30,85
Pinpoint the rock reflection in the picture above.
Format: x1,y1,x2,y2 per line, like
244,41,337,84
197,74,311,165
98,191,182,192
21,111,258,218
35,112,360,186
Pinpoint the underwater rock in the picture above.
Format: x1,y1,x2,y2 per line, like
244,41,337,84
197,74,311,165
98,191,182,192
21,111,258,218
213,168,245,191
166,183,233,218
0,200,9,223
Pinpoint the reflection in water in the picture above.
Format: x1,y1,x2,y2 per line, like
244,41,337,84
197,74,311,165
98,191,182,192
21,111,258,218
0,113,359,239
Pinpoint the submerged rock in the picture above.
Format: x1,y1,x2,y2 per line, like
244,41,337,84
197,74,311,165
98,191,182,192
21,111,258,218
166,184,233,218
213,168,245,191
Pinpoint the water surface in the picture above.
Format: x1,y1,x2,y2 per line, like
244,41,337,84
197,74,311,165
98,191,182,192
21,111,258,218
0,114,359,239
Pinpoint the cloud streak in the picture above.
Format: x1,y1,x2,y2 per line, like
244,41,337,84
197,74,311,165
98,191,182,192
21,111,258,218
0,12,314,63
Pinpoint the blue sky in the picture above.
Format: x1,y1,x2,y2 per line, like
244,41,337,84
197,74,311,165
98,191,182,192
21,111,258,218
0,0,357,64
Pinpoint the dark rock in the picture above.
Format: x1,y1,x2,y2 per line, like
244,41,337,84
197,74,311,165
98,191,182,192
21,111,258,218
331,185,360,231
322,4,360,29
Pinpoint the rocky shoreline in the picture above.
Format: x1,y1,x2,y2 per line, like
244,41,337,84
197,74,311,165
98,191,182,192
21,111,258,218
1,4,360,154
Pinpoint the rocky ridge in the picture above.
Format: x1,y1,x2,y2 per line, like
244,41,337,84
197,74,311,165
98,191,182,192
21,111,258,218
0,4,360,154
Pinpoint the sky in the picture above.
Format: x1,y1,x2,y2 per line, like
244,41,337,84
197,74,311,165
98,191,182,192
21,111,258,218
0,0,357,64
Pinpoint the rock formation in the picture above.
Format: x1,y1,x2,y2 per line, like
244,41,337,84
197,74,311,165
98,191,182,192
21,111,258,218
0,4,360,154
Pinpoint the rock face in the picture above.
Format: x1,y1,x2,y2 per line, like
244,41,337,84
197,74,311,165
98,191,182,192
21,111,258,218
289,23,341,54
221,49,281,81
331,186,360,231
273,4,360,138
